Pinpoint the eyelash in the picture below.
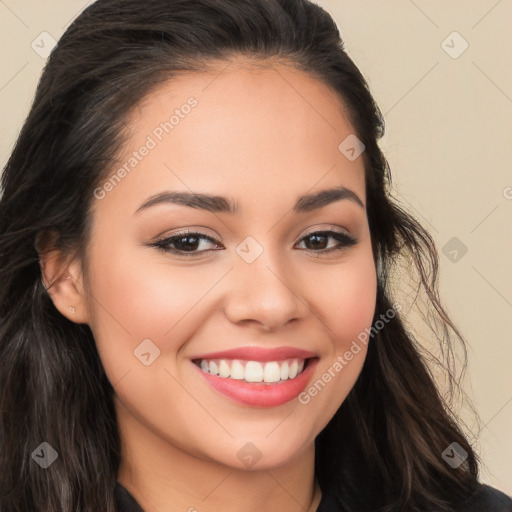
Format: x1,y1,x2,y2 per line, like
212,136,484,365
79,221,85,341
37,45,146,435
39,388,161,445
150,229,358,257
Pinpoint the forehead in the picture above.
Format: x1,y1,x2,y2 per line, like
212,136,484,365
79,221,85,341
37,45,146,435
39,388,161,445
94,58,366,218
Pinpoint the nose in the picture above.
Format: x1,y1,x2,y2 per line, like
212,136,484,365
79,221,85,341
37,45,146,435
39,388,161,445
223,247,304,332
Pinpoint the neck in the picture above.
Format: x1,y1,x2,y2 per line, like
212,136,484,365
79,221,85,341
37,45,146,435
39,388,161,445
115,398,322,512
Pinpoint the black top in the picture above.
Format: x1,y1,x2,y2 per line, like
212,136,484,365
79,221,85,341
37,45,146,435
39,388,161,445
114,480,512,511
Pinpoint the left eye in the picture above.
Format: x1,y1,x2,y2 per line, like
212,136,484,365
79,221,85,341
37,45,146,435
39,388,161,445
151,229,357,257
296,230,357,252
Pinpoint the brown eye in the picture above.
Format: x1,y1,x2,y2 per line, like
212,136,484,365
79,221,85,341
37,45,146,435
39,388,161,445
151,232,222,256
296,230,357,253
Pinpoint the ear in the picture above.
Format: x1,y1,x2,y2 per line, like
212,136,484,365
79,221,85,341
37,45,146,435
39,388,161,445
36,229,90,324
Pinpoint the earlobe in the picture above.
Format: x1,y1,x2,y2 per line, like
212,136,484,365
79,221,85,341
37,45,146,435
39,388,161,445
36,231,90,324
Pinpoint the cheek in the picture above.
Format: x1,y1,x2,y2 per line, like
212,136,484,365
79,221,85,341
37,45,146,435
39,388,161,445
296,251,377,425
317,252,378,352
83,241,224,379
83,247,220,439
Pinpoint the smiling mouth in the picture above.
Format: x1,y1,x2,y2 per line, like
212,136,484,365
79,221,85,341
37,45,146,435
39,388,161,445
192,357,316,384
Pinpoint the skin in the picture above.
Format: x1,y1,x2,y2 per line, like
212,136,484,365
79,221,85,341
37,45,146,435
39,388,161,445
40,57,377,512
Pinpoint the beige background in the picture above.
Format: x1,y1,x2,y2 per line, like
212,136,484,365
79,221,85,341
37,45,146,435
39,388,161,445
1,0,511,494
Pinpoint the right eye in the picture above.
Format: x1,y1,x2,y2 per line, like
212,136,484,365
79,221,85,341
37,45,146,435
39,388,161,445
151,231,224,257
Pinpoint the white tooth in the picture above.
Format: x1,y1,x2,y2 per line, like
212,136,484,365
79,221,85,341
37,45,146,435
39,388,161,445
263,362,281,383
245,361,263,382
218,359,230,378
288,360,298,379
199,358,306,382
230,360,245,379
280,361,289,380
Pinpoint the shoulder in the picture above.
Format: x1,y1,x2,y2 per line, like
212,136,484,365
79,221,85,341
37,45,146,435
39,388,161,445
458,483,512,512
318,481,512,512
114,481,144,512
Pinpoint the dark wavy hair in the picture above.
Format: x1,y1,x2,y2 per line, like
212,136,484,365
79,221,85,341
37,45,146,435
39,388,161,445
0,1,481,511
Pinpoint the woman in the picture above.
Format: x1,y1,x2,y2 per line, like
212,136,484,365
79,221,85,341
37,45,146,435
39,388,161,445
0,1,510,511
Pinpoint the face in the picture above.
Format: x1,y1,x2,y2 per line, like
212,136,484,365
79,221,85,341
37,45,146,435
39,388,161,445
79,58,377,470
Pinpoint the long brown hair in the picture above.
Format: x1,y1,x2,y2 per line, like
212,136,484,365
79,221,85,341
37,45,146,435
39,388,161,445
0,1,479,510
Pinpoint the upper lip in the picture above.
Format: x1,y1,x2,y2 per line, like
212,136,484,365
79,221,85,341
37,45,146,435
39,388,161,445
190,346,317,362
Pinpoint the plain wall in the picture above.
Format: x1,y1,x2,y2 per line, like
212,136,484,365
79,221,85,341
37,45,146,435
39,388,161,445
0,0,510,494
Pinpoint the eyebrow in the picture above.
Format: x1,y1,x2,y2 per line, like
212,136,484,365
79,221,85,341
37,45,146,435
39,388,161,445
134,185,364,215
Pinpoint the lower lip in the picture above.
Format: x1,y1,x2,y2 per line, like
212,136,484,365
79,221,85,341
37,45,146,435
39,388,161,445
192,358,319,407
